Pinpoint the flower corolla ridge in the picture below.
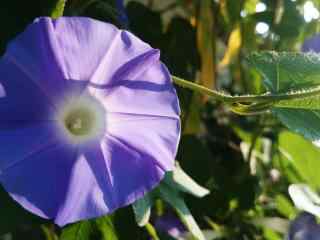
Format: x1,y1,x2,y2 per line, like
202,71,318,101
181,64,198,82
0,17,180,226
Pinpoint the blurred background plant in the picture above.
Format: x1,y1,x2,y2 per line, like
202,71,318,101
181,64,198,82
2,0,320,239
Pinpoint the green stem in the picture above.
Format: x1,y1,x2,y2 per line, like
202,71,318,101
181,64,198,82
172,75,320,104
230,102,274,115
145,223,160,240
51,0,67,18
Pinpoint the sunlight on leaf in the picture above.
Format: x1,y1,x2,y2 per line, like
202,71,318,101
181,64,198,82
218,25,242,70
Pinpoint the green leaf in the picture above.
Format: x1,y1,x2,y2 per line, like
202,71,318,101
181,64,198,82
132,194,152,227
273,109,320,144
164,163,210,198
60,216,117,240
278,131,320,189
51,0,66,19
60,221,93,240
262,228,282,240
288,184,320,218
145,223,160,240
250,52,320,142
251,217,289,234
218,25,242,69
249,52,320,92
158,184,205,240
42,225,59,240
95,216,118,240
275,194,296,219
274,95,320,110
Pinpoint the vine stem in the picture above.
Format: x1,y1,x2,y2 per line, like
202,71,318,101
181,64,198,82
172,75,320,104
145,223,160,240
51,0,67,19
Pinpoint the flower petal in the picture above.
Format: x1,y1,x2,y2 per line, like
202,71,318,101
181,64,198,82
0,17,181,226
90,59,180,118
5,18,68,101
0,83,5,97
0,123,169,226
0,122,59,172
49,17,151,83
106,112,180,172
0,58,55,128
48,137,166,226
0,122,75,220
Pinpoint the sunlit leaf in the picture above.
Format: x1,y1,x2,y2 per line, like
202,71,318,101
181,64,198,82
60,216,117,240
289,184,320,218
250,52,320,143
275,194,296,220
250,52,320,92
262,228,282,240
132,194,152,227
164,163,210,198
278,131,320,188
218,25,242,69
95,216,118,240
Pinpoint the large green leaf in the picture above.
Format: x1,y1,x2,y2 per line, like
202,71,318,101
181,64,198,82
249,52,320,143
95,216,118,240
60,216,117,240
273,109,320,144
60,221,93,240
249,52,320,92
277,131,320,189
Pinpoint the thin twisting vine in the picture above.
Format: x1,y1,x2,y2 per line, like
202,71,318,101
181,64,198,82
172,75,320,104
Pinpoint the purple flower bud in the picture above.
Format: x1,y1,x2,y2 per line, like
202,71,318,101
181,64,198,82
154,213,185,239
0,17,180,226
302,34,320,53
288,212,320,240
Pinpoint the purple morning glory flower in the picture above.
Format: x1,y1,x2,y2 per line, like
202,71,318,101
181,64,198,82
0,17,180,226
0,83,5,98
154,212,185,239
288,212,320,240
302,34,320,52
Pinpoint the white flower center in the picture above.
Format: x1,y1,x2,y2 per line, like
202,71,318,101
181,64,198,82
64,107,94,136
56,95,105,144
